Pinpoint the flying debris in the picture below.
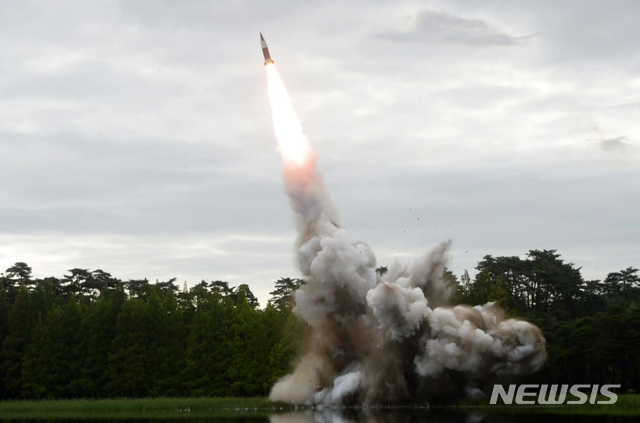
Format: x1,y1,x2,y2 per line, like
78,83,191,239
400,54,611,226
260,32,274,66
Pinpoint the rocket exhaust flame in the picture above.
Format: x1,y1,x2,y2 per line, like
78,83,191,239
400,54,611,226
264,48,546,405
266,64,312,168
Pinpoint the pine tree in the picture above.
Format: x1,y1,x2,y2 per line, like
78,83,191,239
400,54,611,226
267,306,308,388
21,316,46,398
228,288,261,396
0,282,10,398
1,285,31,397
269,277,304,311
155,289,186,396
107,298,152,397
261,301,289,391
182,292,234,396
77,288,126,397
21,299,83,398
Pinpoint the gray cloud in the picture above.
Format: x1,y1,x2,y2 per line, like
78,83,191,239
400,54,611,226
379,10,531,46
599,136,628,151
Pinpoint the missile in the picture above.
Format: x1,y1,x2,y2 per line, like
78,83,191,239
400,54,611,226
260,32,274,66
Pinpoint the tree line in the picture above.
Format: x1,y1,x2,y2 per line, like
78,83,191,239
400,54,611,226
0,264,304,399
0,250,638,399
453,250,640,392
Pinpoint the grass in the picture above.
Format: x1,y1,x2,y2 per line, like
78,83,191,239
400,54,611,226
1,395,639,419
0,397,288,419
455,393,640,416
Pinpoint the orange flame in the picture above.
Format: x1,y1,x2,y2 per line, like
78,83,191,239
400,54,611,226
266,64,312,167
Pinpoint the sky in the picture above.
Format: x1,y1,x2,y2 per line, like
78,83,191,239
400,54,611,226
0,0,638,305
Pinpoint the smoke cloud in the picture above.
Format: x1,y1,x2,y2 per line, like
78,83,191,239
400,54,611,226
265,65,546,405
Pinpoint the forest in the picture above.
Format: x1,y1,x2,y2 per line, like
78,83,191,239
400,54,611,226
0,249,638,400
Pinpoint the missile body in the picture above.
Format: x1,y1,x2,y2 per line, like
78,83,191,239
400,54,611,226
260,33,274,66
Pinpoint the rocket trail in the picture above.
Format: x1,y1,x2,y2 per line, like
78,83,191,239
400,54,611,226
262,35,546,405
265,64,312,169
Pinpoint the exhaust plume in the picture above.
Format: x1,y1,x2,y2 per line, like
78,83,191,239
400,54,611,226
264,63,546,405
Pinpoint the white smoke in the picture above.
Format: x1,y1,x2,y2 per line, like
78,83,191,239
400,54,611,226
267,149,546,405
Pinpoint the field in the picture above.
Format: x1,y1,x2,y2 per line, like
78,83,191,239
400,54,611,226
0,397,283,419
1,395,640,419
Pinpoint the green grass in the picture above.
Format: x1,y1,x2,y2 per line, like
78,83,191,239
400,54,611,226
2,395,639,419
0,397,289,419
455,393,640,416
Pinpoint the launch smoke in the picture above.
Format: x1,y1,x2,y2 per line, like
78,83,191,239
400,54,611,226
264,64,546,405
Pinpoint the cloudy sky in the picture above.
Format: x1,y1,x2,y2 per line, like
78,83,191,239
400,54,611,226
1,0,638,304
